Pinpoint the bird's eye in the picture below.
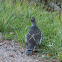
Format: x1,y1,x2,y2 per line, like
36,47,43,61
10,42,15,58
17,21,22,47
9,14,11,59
31,20,34,22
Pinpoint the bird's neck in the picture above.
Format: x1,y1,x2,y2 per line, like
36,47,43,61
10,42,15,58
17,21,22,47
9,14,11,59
31,22,36,27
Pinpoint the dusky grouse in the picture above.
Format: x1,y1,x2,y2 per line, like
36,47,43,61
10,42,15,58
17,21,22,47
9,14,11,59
25,17,43,54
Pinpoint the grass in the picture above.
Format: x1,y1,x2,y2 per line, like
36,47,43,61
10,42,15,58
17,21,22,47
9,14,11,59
0,0,62,58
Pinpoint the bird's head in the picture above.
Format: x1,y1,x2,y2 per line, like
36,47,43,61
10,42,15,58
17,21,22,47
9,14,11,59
31,17,35,23
31,17,36,27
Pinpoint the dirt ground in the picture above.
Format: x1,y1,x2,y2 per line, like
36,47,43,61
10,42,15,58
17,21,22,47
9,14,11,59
0,33,60,62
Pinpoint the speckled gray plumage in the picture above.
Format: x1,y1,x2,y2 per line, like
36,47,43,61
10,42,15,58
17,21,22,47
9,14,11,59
25,25,42,46
25,17,43,54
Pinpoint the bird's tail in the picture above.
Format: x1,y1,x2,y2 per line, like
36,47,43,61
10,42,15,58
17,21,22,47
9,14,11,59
25,49,33,54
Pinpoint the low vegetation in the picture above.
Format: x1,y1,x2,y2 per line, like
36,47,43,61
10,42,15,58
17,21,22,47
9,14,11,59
0,0,62,61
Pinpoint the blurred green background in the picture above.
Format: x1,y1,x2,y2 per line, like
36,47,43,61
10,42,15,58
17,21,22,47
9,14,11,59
0,0,62,60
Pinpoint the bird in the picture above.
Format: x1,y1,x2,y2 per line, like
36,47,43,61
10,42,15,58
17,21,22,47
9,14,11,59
25,17,43,54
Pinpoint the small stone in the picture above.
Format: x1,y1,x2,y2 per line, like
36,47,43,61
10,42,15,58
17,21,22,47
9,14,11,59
10,32,13,34
11,59,18,62
9,55,14,58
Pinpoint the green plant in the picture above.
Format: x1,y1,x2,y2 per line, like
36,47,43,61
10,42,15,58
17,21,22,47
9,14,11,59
0,0,62,57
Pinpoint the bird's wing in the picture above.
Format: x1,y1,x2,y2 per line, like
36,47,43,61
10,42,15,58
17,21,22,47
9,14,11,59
25,32,32,43
33,31,43,45
25,31,43,45
40,32,43,45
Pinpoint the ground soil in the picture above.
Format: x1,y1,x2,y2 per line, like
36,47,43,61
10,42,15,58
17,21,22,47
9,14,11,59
0,33,60,62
